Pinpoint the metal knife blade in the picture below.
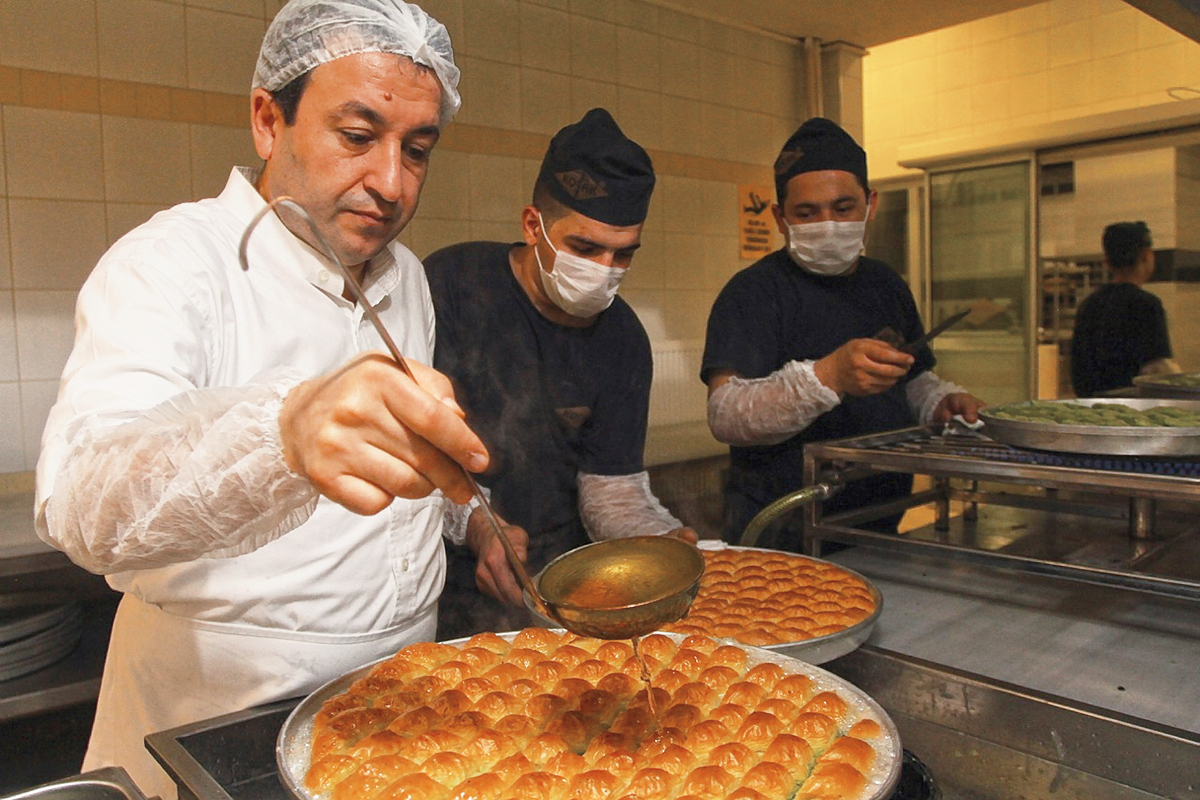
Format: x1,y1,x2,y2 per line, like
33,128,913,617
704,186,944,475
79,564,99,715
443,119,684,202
900,308,971,354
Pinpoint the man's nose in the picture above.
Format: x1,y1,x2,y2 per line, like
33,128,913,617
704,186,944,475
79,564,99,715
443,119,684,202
365,141,405,205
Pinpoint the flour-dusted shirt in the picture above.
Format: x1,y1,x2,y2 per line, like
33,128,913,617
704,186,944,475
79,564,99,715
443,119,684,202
36,167,447,636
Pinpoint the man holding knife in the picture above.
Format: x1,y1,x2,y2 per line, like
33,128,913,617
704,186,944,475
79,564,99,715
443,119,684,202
702,117,985,548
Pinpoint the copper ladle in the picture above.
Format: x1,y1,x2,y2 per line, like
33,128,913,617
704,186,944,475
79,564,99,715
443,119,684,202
238,197,565,628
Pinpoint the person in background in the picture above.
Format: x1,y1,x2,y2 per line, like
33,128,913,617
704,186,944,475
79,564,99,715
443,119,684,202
34,3,483,796
1070,221,1180,397
425,108,697,640
701,117,985,550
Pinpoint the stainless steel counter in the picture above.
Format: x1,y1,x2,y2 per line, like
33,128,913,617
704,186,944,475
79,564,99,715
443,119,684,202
828,548,1200,736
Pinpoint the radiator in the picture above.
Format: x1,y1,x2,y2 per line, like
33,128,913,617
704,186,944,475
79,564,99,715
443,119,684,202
648,339,708,427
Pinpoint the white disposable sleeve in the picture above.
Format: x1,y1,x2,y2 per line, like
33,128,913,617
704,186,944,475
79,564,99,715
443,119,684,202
905,370,967,424
707,360,841,446
578,471,684,541
37,371,320,574
442,485,489,547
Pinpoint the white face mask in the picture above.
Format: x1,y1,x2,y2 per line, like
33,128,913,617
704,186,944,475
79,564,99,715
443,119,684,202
785,219,867,276
533,213,626,317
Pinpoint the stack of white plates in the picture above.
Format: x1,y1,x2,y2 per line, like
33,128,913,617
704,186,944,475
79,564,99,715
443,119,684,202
0,591,83,682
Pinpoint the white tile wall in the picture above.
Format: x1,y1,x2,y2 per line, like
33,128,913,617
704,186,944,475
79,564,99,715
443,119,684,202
456,56,522,130
98,0,188,86
8,199,108,291
0,293,18,381
0,107,7,192
462,0,521,65
189,123,259,199
416,149,471,222
569,77,617,122
4,108,105,201
615,86,661,152
103,116,194,205
14,291,78,382
468,220,520,243
185,7,265,94
569,16,617,84
0,200,9,291
467,154,526,223
188,0,265,15
19,379,60,473
518,3,572,74
0,0,99,75
408,217,473,261
520,69,574,135
0,382,25,472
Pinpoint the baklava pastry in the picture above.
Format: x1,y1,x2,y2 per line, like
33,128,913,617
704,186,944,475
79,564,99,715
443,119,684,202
662,549,877,648
303,629,890,800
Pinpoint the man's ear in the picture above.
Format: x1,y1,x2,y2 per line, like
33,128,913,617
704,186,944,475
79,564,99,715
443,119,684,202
520,206,541,246
771,203,788,237
866,189,880,222
250,88,283,162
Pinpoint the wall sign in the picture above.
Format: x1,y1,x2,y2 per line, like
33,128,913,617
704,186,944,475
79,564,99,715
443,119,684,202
738,184,776,259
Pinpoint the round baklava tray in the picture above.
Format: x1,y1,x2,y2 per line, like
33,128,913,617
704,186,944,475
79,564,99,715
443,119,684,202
658,543,882,665
278,628,901,800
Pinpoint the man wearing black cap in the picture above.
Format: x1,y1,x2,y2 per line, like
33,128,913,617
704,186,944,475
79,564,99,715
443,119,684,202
425,108,696,637
1071,221,1179,397
701,117,985,548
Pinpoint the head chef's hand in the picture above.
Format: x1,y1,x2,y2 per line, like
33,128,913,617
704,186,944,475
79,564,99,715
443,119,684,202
466,507,529,606
279,353,489,514
814,338,915,397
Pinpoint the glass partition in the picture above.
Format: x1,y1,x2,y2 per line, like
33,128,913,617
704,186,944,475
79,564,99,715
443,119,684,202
927,161,1034,405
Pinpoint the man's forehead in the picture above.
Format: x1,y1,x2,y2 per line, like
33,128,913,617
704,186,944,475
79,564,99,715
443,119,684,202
555,210,643,246
784,169,865,204
305,52,441,106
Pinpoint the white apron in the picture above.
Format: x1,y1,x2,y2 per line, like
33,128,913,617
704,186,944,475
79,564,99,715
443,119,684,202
83,596,436,800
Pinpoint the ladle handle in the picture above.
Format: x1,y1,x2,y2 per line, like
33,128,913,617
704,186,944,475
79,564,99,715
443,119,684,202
240,197,561,624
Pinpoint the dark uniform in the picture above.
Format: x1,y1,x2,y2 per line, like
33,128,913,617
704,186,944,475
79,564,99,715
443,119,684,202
701,250,935,548
425,241,653,639
1071,283,1171,397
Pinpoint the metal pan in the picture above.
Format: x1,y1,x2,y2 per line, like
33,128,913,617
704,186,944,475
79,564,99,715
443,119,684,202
526,543,882,665
674,543,882,665
276,631,902,800
980,398,1200,456
1132,372,1200,399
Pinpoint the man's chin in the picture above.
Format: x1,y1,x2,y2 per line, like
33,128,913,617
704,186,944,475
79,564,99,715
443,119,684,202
330,233,399,267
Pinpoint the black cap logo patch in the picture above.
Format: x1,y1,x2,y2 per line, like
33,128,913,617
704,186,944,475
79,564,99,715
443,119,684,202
774,148,804,175
556,170,608,201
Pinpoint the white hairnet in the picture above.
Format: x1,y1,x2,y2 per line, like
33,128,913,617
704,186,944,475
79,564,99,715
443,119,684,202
253,0,461,122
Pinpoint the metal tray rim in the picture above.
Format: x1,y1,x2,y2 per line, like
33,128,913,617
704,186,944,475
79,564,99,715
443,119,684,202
1132,372,1200,398
275,631,903,800
980,398,1200,456
688,542,883,665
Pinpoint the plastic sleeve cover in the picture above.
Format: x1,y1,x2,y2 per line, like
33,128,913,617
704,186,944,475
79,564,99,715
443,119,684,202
905,370,967,425
37,371,320,574
578,471,683,541
443,486,489,547
706,359,842,446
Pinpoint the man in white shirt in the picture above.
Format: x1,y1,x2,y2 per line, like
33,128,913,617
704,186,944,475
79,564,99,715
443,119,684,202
34,2,482,797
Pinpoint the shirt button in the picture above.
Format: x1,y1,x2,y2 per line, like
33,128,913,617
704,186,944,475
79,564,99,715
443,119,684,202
318,269,330,283
402,557,410,571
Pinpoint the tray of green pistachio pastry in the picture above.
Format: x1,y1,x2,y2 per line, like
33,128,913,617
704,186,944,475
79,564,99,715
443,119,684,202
979,398,1200,456
1132,372,1200,398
